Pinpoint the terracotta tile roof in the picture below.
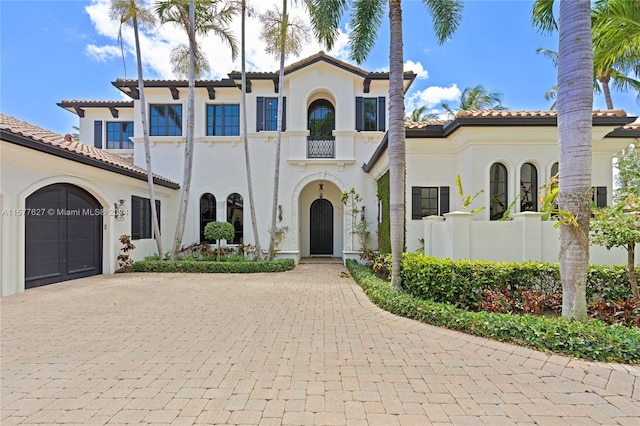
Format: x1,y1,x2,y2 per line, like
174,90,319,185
405,120,449,129
0,113,178,188
455,109,629,118
622,122,640,130
283,51,369,76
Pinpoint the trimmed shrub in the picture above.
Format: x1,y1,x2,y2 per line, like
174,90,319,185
347,260,640,364
131,259,295,273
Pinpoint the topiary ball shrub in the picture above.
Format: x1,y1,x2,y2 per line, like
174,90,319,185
204,221,235,261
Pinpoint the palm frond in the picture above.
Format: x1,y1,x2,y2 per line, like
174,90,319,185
349,0,384,64
306,0,349,50
422,0,463,45
260,7,310,60
531,0,557,34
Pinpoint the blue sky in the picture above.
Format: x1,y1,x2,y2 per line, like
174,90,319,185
1,0,638,136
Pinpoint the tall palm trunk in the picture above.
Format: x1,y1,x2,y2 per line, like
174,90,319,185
133,15,163,257
267,0,287,260
598,74,615,109
241,0,262,260
388,0,406,289
557,0,593,320
171,0,196,259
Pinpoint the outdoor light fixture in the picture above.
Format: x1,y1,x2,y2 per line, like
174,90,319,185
114,199,126,221
318,181,324,199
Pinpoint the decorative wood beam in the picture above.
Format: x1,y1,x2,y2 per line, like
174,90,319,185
108,107,119,119
169,87,180,100
206,86,216,100
363,78,371,93
272,77,279,93
129,87,140,100
73,107,85,118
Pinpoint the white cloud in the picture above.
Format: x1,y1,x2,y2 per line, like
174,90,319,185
406,84,461,113
404,60,428,79
85,0,351,80
85,44,122,62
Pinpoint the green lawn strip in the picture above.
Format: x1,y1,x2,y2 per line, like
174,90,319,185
131,258,295,273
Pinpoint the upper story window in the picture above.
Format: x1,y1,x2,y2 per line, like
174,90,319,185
356,96,385,132
308,99,335,138
256,96,286,131
150,104,182,136
206,104,240,136
106,122,134,149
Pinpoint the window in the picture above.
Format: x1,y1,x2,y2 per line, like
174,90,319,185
106,122,134,149
150,104,182,136
206,104,239,136
131,196,160,240
200,193,217,243
592,186,607,208
490,163,508,220
411,186,450,219
551,162,559,179
308,99,335,138
355,96,385,131
256,97,286,131
520,163,538,212
227,193,243,244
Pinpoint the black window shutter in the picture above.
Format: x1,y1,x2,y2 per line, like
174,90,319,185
94,120,103,148
355,97,363,131
131,196,141,240
439,186,450,215
377,97,386,131
411,187,422,220
596,186,607,208
155,199,161,235
282,97,287,131
256,96,264,132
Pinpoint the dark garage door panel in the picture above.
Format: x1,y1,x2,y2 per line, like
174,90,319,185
25,184,102,288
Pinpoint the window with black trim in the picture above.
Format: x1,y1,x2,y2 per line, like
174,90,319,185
490,163,508,220
355,96,385,131
200,193,217,242
592,186,607,208
206,104,239,136
131,196,161,240
256,97,286,131
227,193,243,244
150,104,182,136
106,122,134,149
411,186,450,219
520,162,538,212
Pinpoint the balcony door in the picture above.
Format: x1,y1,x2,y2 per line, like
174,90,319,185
307,99,335,158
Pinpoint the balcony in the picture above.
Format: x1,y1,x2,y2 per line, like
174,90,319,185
307,137,335,159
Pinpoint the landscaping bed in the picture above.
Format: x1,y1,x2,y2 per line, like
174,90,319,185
131,258,295,273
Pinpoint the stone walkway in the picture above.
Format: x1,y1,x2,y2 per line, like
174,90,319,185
1,263,639,425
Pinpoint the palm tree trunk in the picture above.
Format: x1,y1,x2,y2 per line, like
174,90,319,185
267,0,287,260
241,0,263,260
171,0,196,259
388,0,406,289
133,15,163,258
599,75,614,109
557,0,593,320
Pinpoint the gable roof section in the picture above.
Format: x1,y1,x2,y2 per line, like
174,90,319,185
363,109,638,173
0,113,178,189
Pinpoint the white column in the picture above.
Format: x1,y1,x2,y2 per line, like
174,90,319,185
443,212,472,260
513,212,543,262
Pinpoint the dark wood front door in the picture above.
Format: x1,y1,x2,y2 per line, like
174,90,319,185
310,198,333,255
25,184,102,289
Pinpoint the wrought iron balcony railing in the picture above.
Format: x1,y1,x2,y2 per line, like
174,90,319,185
307,137,335,158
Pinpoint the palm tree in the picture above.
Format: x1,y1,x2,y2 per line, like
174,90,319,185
110,0,164,257
156,0,238,259
260,3,310,260
441,84,506,117
309,0,463,288
405,105,439,122
533,0,594,320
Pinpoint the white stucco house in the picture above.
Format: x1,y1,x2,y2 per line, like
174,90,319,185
2,52,638,296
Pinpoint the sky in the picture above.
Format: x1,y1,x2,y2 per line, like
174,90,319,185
1,0,638,136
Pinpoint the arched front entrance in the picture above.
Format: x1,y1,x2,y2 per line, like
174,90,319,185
310,198,333,255
25,183,102,288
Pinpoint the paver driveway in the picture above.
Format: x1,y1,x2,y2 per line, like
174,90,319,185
1,263,639,425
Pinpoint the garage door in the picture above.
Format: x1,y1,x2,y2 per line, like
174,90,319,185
25,184,102,288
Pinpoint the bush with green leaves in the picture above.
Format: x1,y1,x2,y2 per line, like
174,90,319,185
204,221,236,261
400,253,635,307
132,258,295,273
346,260,639,363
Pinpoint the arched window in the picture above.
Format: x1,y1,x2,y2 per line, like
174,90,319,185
520,163,538,212
308,99,335,138
200,193,216,243
551,162,559,178
490,163,508,220
227,193,243,244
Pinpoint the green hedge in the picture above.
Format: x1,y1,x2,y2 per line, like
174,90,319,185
347,260,640,363
377,171,391,254
401,253,634,308
131,259,295,273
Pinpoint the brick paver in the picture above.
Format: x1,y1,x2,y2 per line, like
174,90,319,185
1,263,639,425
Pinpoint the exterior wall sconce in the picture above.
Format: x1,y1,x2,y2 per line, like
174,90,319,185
114,199,126,221
318,181,324,199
